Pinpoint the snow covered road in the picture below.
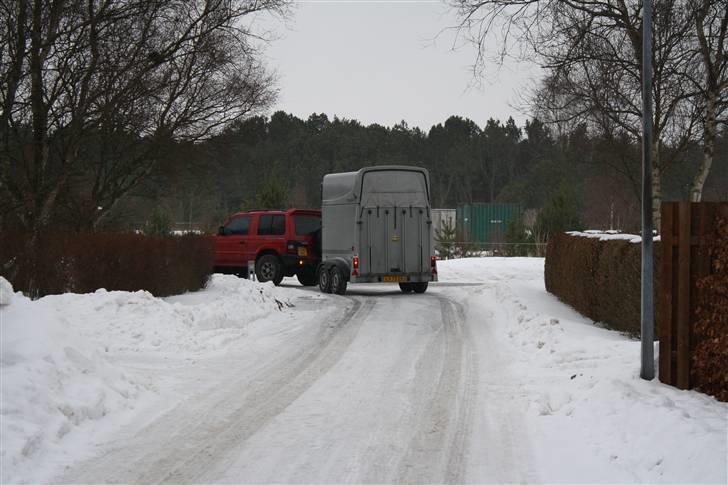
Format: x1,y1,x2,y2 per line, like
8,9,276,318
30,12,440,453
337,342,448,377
2,259,726,484
58,286,497,483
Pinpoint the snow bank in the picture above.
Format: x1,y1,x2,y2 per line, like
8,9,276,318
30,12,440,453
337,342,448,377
0,274,294,483
43,274,292,356
440,258,727,483
1,292,149,483
0,276,13,306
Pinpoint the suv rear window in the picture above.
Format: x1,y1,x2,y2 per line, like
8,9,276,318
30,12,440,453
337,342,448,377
257,214,286,235
294,215,321,236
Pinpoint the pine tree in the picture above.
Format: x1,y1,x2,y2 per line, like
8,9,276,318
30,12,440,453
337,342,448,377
535,182,583,241
435,219,457,260
256,174,288,210
505,214,531,256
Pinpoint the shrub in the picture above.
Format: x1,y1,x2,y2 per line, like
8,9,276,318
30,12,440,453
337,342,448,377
545,233,659,337
0,232,214,297
691,217,728,401
594,239,648,336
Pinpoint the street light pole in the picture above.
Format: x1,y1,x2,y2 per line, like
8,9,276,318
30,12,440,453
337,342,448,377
641,0,655,380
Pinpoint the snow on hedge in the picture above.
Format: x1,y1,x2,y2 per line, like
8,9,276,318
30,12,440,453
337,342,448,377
566,230,661,243
0,275,293,483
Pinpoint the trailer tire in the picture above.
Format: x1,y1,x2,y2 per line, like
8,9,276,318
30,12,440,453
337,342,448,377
331,267,348,295
318,266,332,293
412,282,428,294
297,266,317,286
399,283,413,293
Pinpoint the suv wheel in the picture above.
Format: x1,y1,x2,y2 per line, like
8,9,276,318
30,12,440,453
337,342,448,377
331,266,347,295
256,255,283,285
318,266,332,293
399,282,414,293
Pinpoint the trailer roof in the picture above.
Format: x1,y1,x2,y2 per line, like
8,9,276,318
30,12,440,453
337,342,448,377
322,165,429,204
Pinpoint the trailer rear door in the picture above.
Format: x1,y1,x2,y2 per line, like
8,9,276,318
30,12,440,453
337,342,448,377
358,170,430,276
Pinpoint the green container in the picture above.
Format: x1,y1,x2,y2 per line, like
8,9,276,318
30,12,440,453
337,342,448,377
456,203,522,243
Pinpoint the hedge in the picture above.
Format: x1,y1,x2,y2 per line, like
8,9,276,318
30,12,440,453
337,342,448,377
546,228,728,402
691,217,728,401
0,232,214,297
544,233,660,337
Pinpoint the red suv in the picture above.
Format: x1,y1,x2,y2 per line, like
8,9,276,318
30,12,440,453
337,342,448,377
214,209,321,286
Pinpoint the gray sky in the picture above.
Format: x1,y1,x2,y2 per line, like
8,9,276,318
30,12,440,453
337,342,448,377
256,1,541,131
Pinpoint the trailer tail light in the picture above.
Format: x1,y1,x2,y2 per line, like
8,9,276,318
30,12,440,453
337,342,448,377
352,256,359,276
431,255,437,275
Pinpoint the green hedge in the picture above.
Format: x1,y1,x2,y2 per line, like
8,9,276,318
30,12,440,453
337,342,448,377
545,233,660,337
0,232,214,297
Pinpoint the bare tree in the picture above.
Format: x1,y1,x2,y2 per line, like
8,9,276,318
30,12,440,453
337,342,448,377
450,0,725,227
0,0,285,232
688,0,728,201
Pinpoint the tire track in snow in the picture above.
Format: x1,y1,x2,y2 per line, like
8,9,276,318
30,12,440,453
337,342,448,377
57,296,374,484
395,294,478,484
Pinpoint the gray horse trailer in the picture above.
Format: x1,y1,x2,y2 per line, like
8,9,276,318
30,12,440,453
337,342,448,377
317,166,438,295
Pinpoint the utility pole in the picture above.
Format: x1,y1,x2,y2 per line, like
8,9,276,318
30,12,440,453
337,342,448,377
641,0,655,380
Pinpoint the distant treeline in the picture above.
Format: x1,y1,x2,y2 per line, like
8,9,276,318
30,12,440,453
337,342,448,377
15,111,727,233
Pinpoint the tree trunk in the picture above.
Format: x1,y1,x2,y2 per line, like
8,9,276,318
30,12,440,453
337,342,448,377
29,0,46,205
652,142,662,233
690,89,717,202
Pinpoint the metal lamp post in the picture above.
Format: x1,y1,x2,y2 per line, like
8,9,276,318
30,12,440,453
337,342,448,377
641,0,655,380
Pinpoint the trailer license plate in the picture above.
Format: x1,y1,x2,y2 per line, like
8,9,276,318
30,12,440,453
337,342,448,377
383,275,406,283
297,247,308,256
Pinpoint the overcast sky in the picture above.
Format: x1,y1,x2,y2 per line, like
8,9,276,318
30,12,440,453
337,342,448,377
255,1,541,131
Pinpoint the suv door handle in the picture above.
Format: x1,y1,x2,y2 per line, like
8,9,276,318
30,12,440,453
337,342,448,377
239,241,246,244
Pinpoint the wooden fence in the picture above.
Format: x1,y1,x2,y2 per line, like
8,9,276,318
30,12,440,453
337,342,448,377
659,202,728,390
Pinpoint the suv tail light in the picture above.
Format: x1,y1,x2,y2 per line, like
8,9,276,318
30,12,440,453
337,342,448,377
287,240,308,254
431,255,437,275
352,256,359,276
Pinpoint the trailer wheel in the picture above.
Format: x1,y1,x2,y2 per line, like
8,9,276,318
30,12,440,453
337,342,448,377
318,266,332,293
412,282,428,294
399,283,413,293
331,267,348,295
297,266,317,286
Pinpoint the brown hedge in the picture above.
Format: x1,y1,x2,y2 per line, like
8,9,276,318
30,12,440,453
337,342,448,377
691,218,728,401
545,233,660,337
0,232,214,297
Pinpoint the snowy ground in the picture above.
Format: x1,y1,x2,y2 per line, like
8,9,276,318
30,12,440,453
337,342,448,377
1,259,726,484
